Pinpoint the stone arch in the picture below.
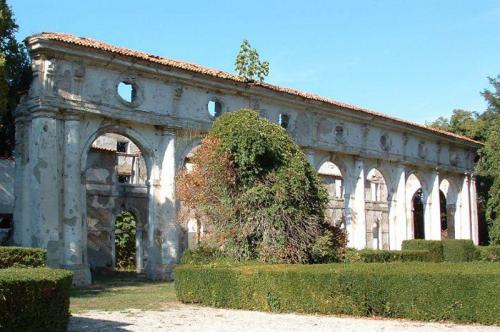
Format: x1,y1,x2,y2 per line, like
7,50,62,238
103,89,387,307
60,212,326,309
365,168,389,249
406,172,424,239
80,124,154,179
316,157,348,228
178,139,202,172
439,177,459,239
82,127,152,273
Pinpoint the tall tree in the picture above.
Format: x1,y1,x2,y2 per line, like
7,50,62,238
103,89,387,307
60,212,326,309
428,76,500,244
234,39,269,82
0,0,31,158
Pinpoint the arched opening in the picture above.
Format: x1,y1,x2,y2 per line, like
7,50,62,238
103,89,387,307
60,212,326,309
318,161,345,228
85,133,149,274
412,188,425,239
439,178,457,239
406,173,425,239
179,146,205,251
440,190,448,239
365,168,389,249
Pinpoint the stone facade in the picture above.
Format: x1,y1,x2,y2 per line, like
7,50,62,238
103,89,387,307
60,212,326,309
12,33,481,286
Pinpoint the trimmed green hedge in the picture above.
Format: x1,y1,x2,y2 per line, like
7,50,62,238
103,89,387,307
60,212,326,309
402,240,483,262
442,240,478,262
358,249,432,262
477,246,500,262
0,246,46,268
0,268,72,331
402,240,443,262
176,263,500,325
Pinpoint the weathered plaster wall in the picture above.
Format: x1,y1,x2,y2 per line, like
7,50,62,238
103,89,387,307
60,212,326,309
12,35,481,285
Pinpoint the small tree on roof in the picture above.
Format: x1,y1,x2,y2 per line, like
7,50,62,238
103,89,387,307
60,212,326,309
234,39,269,82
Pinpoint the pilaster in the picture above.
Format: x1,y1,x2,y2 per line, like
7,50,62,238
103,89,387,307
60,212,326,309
459,173,472,239
62,112,90,285
469,174,479,244
147,127,177,280
390,164,406,249
425,170,441,240
27,108,62,263
351,157,366,249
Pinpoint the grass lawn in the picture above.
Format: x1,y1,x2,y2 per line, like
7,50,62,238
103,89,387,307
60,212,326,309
70,270,177,313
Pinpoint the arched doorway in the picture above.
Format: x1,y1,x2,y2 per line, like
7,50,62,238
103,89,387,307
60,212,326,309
317,161,345,228
439,190,448,239
85,133,149,273
439,178,458,239
365,168,389,249
406,173,425,239
412,189,425,239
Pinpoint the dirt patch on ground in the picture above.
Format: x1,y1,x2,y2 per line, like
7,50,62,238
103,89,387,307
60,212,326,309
69,304,500,332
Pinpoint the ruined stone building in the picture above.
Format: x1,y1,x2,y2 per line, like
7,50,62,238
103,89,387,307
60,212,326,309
10,33,481,285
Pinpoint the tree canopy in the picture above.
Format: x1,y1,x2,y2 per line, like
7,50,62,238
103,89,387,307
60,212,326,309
428,75,500,244
234,39,269,82
0,0,31,158
177,109,344,263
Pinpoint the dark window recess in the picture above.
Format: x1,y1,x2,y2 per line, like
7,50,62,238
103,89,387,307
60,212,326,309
117,141,128,153
208,100,222,117
118,175,130,184
279,113,289,129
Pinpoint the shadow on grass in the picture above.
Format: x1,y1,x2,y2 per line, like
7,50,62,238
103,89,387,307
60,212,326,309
71,269,172,298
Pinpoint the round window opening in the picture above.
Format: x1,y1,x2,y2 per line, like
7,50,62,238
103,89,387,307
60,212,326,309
117,81,137,104
208,100,222,118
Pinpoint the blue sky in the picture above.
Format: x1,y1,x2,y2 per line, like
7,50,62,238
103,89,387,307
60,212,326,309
10,0,500,124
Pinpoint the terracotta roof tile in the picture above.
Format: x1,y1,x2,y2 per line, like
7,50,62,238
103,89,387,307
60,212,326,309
26,32,481,146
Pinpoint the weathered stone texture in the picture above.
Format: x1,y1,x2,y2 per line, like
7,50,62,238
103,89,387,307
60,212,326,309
10,33,482,286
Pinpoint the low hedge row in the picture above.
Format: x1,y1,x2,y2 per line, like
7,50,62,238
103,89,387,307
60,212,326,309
175,263,500,325
442,240,479,262
402,240,443,262
0,246,46,268
0,267,73,332
357,249,432,262
477,245,500,262
402,239,481,262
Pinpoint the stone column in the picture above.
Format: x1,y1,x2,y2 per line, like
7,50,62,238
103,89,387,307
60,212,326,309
459,174,471,239
13,114,31,246
62,114,90,286
27,108,62,267
136,228,144,273
469,174,479,244
425,170,441,240
351,157,366,249
390,164,406,249
147,128,177,280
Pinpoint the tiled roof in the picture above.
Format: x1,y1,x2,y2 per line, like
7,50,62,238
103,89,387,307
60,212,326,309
26,32,481,146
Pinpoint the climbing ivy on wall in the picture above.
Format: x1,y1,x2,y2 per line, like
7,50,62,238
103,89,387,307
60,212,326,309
177,109,345,264
115,211,136,269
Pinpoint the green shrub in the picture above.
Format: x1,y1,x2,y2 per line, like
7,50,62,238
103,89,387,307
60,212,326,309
402,240,443,262
176,263,500,325
477,245,500,262
0,267,72,331
0,246,46,268
115,212,137,269
358,249,431,262
442,240,478,262
181,247,225,265
177,109,341,264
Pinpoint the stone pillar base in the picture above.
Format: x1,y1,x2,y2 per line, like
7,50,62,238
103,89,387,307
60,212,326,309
147,264,175,281
65,265,92,287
